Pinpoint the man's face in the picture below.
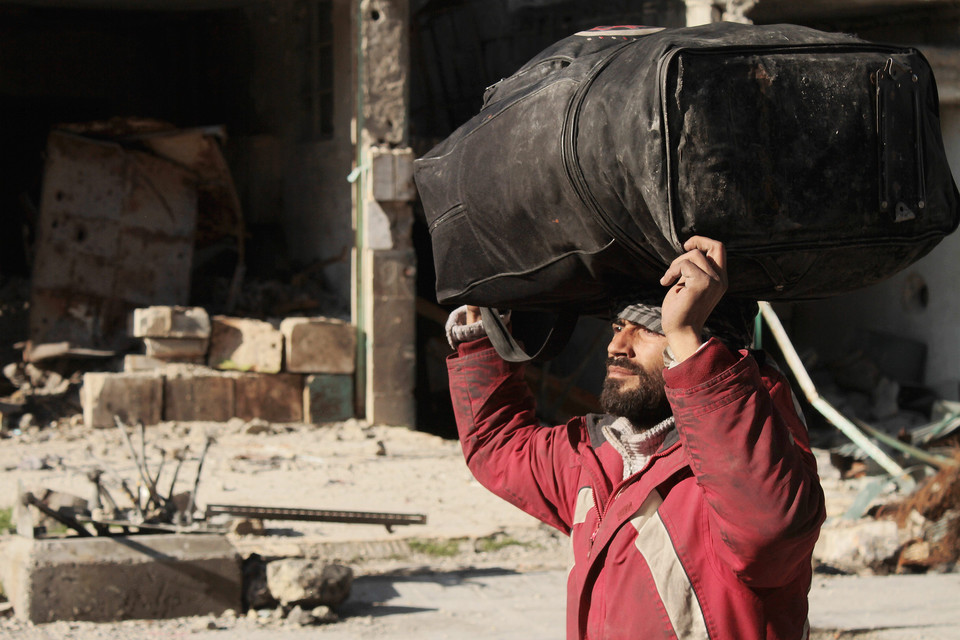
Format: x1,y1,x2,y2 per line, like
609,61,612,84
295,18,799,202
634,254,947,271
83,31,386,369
599,319,671,425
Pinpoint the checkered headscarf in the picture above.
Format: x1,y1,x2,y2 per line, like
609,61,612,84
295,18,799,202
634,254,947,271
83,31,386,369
613,295,758,350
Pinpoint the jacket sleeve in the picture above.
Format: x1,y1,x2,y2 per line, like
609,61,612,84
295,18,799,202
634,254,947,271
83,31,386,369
663,338,826,587
447,337,584,534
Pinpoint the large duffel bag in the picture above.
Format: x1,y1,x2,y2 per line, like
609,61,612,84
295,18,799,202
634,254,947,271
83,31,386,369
414,22,960,318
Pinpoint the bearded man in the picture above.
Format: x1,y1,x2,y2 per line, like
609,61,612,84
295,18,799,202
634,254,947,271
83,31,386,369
444,236,825,640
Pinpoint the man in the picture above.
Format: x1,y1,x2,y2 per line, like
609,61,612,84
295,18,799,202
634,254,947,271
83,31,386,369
444,236,825,640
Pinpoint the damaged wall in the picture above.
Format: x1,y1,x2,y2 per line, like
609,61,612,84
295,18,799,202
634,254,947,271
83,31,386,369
222,0,357,318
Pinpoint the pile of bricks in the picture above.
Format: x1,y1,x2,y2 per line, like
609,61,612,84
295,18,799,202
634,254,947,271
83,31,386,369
80,306,356,428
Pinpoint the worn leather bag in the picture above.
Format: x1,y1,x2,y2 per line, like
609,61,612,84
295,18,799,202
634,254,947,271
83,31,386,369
414,22,959,319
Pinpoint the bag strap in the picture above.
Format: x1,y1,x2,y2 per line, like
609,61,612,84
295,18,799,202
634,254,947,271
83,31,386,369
480,306,579,363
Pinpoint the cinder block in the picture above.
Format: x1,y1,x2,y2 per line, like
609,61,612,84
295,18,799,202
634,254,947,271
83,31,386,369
164,372,235,422
123,354,167,371
81,372,163,429
1,534,241,623
280,317,356,374
208,317,283,374
234,373,303,423
144,337,209,360
304,374,354,424
132,306,211,339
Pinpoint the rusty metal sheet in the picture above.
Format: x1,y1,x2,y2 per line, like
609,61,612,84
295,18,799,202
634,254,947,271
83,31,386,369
27,129,199,360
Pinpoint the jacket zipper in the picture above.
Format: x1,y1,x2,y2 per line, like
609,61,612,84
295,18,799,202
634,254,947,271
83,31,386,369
588,441,681,547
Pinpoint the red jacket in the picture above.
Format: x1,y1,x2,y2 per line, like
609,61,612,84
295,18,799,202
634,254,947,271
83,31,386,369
448,337,825,640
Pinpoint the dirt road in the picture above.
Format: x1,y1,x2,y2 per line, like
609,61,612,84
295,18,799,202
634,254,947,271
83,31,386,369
1,418,957,639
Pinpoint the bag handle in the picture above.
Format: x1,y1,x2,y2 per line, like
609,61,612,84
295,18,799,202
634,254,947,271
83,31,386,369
480,306,579,363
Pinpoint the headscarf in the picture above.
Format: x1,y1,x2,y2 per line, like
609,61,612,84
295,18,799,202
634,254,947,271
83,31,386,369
612,294,758,350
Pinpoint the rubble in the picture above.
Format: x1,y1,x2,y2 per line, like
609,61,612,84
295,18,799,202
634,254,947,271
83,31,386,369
208,316,284,374
265,559,353,609
280,317,356,374
875,457,960,572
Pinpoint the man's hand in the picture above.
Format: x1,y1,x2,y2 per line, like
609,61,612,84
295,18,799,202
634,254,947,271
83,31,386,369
659,236,728,361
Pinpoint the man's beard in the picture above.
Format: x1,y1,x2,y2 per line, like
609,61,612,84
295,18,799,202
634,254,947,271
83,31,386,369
599,357,670,426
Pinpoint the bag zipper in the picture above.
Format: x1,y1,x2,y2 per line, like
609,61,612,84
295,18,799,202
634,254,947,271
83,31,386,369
428,204,465,233
561,40,653,260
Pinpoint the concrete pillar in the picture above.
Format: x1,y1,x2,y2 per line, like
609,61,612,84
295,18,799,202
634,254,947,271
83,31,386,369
355,0,417,426
686,0,721,26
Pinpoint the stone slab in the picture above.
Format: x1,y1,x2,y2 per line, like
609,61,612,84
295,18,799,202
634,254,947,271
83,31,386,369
208,317,283,374
280,317,356,374
234,372,303,423
1,534,241,623
163,372,236,422
132,306,211,339
144,337,209,360
304,374,354,424
81,372,163,429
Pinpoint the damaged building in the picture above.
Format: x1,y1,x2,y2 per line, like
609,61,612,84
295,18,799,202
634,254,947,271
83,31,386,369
1,0,960,442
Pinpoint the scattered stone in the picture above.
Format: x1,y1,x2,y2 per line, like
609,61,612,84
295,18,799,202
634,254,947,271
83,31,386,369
814,519,900,573
18,414,37,431
18,456,58,471
0,603,13,619
243,418,273,435
230,518,265,536
191,616,219,631
311,605,338,623
286,604,313,626
265,560,353,608
242,554,277,611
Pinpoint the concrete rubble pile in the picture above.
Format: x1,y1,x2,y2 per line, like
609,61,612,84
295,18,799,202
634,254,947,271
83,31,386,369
793,331,960,577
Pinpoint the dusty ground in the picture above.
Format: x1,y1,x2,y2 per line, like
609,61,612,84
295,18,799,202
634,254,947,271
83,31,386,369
0,416,947,639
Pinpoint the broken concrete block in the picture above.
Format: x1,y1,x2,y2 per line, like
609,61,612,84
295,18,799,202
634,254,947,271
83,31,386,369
132,306,211,339
164,372,236,422
814,519,900,573
81,372,162,429
280,317,356,374
208,317,283,374
234,373,303,423
1,534,241,623
304,374,354,424
371,147,416,202
144,337,209,360
265,559,353,608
